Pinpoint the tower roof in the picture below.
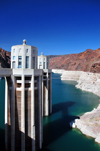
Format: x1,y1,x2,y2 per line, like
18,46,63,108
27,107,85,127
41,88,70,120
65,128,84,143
23,39,27,45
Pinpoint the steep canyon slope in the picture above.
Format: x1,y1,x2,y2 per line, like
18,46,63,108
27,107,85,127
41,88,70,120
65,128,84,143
49,48,100,73
0,48,10,68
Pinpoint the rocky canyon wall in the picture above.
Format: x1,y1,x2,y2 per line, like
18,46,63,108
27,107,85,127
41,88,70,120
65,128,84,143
0,48,11,68
50,48,100,73
76,72,100,97
70,104,100,144
52,69,100,97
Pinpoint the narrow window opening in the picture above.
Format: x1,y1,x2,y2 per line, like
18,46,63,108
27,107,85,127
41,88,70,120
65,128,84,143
13,56,15,60
26,49,28,53
18,56,22,68
43,62,45,69
33,57,35,69
26,56,29,68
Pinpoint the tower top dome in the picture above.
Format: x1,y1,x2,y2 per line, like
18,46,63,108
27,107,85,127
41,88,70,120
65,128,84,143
23,39,27,45
41,52,43,56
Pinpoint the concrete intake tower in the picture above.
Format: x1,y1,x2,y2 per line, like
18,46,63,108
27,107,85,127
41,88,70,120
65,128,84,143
0,40,52,151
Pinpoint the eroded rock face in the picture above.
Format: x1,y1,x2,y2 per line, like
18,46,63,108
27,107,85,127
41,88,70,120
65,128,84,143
49,48,100,73
52,69,65,74
76,72,100,97
90,63,100,73
0,48,11,68
61,71,83,81
70,104,100,144
60,70,100,97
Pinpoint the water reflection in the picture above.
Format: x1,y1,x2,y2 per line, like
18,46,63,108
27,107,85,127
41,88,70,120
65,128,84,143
41,101,79,150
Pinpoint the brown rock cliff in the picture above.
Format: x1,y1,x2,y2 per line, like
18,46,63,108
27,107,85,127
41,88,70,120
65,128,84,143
49,48,100,73
0,48,11,68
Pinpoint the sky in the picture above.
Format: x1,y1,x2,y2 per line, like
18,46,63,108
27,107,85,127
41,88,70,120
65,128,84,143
0,0,100,55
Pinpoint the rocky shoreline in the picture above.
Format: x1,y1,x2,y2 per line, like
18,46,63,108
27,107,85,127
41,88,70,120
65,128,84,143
70,104,100,143
76,72,100,97
52,69,65,74
52,69,100,97
52,69,100,143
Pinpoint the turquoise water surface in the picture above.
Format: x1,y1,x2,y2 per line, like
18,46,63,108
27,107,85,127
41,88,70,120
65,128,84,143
41,73,100,151
0,73,100,151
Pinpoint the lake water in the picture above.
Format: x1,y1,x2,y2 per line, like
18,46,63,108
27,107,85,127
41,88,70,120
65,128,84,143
0,73,100,151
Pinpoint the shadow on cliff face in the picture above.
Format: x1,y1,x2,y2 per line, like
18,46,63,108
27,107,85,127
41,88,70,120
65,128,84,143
41,101,79,151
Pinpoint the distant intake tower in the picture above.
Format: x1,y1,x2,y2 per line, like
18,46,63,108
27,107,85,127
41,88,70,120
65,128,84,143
2,40,52,151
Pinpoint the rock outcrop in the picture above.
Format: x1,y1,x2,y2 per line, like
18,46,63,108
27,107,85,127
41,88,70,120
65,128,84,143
90,63,100,73
76,72,100,97
70,104,100,143
57,70,100,97
0,48,11,68
61,71,83,81
52,69,65,74
49,48,100,73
